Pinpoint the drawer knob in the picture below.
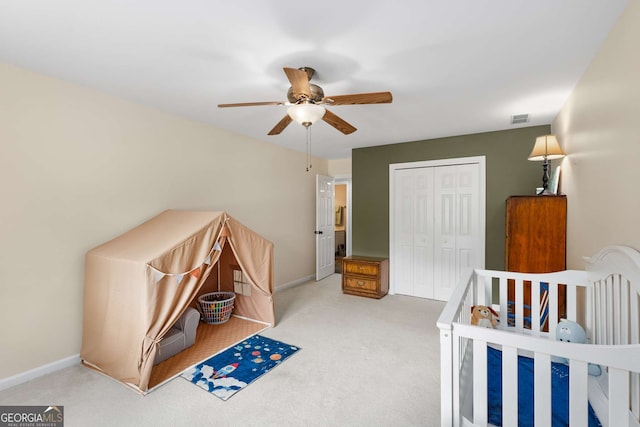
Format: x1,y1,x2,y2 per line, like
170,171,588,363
357,280,365,287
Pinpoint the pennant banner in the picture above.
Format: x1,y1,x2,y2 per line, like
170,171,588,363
153,270,165,284
147,228,227,285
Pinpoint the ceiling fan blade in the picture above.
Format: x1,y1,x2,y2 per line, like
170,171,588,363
218,101,286,108
322,91,393,105
268,115,293,135
283,67,312,100
322,110,357,135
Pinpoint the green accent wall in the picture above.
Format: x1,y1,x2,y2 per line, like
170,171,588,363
352,125,551,270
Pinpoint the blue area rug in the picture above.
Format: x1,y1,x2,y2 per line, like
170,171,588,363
181,334,300,400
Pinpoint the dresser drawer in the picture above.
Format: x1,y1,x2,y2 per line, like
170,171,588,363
344,276,378,292
344,261,379,276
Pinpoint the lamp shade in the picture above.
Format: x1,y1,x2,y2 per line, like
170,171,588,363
287,103,326,126
528,135,565,161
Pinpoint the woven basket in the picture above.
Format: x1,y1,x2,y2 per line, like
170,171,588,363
198,292,236,325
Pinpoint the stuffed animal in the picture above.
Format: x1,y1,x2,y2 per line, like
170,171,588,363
471,305,498,328
552,319,602,376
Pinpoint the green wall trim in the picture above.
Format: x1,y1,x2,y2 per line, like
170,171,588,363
352,125,551,270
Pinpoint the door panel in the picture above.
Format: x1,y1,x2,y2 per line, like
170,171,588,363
433,166,457,300
412,169,433,298
393,169,415,295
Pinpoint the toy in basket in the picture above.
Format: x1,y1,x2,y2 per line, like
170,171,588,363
198,292,236,325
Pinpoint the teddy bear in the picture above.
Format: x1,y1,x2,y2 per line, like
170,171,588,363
471,305,498,328
552,319,601,376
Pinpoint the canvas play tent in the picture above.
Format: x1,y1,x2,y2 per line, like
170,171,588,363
80,210,274,392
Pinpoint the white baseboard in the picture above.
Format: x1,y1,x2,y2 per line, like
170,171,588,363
275,275,314,292
0,354,80,392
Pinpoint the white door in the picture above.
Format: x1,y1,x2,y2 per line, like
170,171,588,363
433,163,481,300
393,168,434,298
316,174,335,280
390,157,485,301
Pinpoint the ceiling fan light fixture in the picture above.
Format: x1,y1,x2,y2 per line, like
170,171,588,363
287,103,326,127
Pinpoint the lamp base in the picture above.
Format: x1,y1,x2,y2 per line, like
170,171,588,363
536,158,553,195
537,187,556,196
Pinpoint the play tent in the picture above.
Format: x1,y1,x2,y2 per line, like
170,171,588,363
80,210,274,392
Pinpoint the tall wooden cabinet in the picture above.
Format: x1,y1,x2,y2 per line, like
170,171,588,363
506,195,567,273
505,195,567,327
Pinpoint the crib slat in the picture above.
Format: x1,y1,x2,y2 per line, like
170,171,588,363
621,279,629,344
586,282,594,342
632,286,640,344
533,353,551,427
597,281,605,343
614,275,622,344
548,283,559,338
500,277,508,329
502,346,518,427
472,340,488,426
569,360,588,427
483,274,492,307
609,368,629,427
608,276,615,343
515,279,524,331
531,280,541,335
566,285,577,321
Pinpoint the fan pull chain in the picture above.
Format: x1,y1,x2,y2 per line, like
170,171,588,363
306,125,312,172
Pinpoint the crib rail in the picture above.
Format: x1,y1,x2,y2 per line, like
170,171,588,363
438,262,640,427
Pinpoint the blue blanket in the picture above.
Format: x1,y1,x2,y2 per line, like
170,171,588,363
487,346,601,427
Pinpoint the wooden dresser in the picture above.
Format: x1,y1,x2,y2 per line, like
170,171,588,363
505,195,567,327
506,195,567,273
341,256,389,299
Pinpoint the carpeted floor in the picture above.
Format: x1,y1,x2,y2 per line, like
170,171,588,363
0,274,445,427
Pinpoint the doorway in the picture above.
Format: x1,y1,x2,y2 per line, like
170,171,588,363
389,156,485,301
334,182,347,272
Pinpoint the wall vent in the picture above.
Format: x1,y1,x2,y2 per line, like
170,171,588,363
511,114,530,124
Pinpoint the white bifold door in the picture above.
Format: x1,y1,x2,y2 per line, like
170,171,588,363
390,158,485,301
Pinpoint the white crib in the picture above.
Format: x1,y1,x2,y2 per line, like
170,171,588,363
437,245,640,427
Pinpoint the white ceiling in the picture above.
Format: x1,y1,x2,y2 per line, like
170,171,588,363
0,1,628,159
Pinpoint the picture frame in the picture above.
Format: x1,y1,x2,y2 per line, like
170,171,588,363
549,166,561,195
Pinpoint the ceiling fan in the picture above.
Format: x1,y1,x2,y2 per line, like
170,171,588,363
218,66,393,135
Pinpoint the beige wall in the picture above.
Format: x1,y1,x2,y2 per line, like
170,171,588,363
0,62,326,378
553,1,640,268
328,158,351,177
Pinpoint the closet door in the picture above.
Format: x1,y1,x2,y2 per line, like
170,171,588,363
393,167,434,298
433,163,481,301
391,159,483,301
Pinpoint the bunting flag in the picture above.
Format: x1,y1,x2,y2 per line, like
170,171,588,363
148,235,225,285
153,270,164,284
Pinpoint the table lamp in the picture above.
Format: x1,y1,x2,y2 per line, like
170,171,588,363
528,135,565,195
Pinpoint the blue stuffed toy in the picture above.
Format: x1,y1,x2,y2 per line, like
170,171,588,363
552,319,601,376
